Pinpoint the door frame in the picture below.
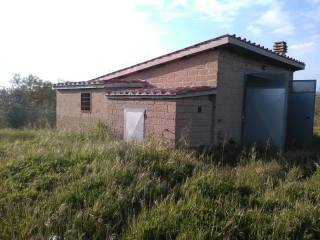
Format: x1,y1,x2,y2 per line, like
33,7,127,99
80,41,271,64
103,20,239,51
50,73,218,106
241,73,289,147
286,80,317,145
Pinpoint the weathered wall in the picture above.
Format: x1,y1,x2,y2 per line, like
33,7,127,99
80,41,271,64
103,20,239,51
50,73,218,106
55,47,297,148
107,99,176,145
214,49,294,144
176,95,215,147
56,49,219,133
56,89,109,130
107,95,215,147
112,50,219,88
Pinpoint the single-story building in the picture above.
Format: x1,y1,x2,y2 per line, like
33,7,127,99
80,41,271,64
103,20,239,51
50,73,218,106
53,34,316,148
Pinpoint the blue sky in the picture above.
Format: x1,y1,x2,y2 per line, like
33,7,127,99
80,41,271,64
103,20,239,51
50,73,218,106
0,0,319,87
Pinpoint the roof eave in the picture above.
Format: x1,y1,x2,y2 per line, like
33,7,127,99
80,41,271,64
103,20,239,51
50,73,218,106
105,90,216,99
95,37,229,81
53,34,305,90
227,37,305,70
93,35,304,81
52,84,105,90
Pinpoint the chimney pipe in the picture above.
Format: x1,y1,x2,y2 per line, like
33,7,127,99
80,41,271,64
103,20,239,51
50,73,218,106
273,41,287,55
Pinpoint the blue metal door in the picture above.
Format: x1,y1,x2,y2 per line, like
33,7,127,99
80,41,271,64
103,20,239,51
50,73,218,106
287,80,316,145
242,88,286,147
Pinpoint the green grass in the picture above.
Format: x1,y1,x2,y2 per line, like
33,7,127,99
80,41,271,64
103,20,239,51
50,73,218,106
315,94,320,127
0,127,320,240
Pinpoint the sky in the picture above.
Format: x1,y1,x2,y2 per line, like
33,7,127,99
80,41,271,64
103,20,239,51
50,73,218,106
0,0,319,88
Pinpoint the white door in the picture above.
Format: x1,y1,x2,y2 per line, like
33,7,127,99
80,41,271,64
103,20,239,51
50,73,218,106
124,108,145,143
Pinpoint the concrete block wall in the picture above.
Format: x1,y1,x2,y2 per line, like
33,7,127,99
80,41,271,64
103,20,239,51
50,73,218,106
55,47,297,148
176,95,215,147
107,95,214,147
214,49,294,144
56,49,219,139
107,99,176,145
111,49,219,88
56,89,110,130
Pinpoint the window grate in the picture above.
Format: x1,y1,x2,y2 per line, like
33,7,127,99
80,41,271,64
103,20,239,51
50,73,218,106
81,93,91,112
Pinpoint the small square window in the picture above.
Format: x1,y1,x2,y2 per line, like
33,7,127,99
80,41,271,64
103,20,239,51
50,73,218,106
197,106,202,113
81,93,91,112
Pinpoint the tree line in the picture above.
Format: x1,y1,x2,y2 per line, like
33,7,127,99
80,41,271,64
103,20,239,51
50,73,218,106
0,74,56,128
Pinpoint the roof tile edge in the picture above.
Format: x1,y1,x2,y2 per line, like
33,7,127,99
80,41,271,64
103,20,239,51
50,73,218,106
53,34,306,89
92,34,304,82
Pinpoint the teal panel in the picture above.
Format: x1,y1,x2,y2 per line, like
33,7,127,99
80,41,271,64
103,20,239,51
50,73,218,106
287,80,316,145
243,88,286,147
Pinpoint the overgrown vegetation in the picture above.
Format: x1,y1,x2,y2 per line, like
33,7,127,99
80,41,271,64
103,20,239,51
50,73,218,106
315,94,320,128
0,126,319,240
0,74,55,128
0,90,318,239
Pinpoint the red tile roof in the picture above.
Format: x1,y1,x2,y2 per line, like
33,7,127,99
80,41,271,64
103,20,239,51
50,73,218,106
92,34,304,82
53,79,146,89
93,79,145,84
53,80,104,88
105,86,216,97
53,34,305,90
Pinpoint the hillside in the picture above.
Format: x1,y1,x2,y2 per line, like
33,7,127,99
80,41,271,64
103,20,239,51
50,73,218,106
0,126,320,240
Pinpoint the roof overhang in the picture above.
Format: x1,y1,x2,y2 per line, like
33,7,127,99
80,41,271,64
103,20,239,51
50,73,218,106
106,90,216,99
53,34,305,90
93,35,304,82
52,79,147,90
52,83,105,90
105,86,216,99
96,36,229,81
228,37,305,70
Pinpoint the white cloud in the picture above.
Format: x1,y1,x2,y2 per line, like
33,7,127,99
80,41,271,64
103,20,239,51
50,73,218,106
246,25,262,35
140,0,278,27
167,0,189,9
138,0,189,22
261,6,294,34
291,41,317,52
306,0,320,4
0,0,166,85
247,3,295,36
289,38,318,57
191,0,276,24
139,0,300,37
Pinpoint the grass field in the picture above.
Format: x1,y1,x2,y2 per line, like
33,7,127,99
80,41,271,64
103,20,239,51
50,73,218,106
315,94,320,128
0,127,319,240
0,96,319,240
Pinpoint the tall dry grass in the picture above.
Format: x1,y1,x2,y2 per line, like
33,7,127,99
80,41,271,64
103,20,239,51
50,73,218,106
0,126,319,239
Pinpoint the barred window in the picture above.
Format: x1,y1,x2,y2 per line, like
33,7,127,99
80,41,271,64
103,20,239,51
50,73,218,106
81,93,91,112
